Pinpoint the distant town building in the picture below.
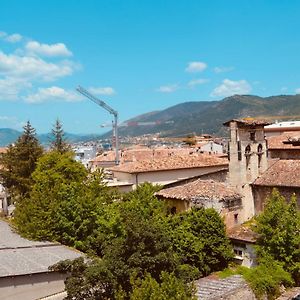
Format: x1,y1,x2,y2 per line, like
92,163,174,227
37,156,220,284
73,145,97,168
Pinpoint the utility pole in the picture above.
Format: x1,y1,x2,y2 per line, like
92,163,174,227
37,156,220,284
76,86,120,165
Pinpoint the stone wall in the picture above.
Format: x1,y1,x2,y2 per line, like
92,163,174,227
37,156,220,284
252,185,300,214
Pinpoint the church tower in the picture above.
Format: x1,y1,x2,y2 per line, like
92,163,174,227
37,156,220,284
224,119,270,222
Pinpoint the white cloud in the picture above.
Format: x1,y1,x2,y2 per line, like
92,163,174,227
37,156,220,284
211,79,252,97
156,84,178,93
5,33,22,43
89,86,116,96
26,41,72,57
24,86,82,104
0,77,31,101
0,51,74,81
214,66,234,73
0,31,7,38
185,61,207,73
295,88,300,94
188,78,209,87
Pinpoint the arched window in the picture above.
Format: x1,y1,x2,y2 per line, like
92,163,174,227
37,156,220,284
245,144,251,168
257,144,263,168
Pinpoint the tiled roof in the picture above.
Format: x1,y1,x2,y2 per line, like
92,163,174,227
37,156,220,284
156,179,240,202
223,119,271,127
267,132,300,150
253,159,300,187
0,220,82,277
109,155,228,173
91,147,193,163
195,275,247,299
227,225,258,243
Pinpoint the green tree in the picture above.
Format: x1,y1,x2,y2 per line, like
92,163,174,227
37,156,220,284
0,121,43,198
50,119,70,153
254,189,300,284
128,272,196,300
169,207,233,276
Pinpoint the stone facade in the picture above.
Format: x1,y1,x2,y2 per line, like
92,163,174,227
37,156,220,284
225,120,269,223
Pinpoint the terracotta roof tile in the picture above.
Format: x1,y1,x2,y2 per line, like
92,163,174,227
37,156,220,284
227,225,258,243
156,179,240,202
91,148,192,163
253,159,300,187
267,132,300,150
109,154,228,173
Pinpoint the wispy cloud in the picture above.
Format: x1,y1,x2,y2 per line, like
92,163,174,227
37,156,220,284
25,41,72,57
185,61,207,73
213,66,234,73
211,79,252,97
156,84,178,93
188,78,209,87
24,86,82,104
0,31,22,43
295,88,300,94
89,87,116,96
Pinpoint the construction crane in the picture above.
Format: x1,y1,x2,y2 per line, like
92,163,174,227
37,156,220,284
76,85,120,165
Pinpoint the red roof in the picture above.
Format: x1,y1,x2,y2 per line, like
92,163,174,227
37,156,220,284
267,132,300,150
253,159,300,187
156,179,241,202
109,154,228,173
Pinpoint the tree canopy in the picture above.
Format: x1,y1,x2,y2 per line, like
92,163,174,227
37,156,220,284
50,119,70,153
0,121,43,198
254,189,300,284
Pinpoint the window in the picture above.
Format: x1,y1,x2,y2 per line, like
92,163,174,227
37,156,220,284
250,131,256,141
234,213,239,224
234,249,243,257
245,145,251,168
257,144,263,168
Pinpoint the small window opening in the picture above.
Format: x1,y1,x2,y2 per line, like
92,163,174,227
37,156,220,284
234,213,239,224
250,131,256,141
257,144,263,168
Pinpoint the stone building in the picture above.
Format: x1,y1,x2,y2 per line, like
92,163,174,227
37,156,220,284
223,119,270,223
156,179,242,228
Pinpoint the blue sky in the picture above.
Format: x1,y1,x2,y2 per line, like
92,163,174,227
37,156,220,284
1,0,300,134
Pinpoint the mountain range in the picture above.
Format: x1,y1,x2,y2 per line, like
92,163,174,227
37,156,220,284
103,94,300,138
2,94,300,146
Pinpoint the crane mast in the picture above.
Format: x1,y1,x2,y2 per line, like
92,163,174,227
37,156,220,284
76,85,120,165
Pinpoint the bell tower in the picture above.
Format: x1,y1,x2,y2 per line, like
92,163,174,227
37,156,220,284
224,119,270,221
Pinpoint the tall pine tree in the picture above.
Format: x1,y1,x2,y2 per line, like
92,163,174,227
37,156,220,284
0,121,43,199
50,119,70,153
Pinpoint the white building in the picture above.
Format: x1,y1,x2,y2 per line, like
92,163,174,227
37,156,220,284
0,220,82,300
73,146,98,168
